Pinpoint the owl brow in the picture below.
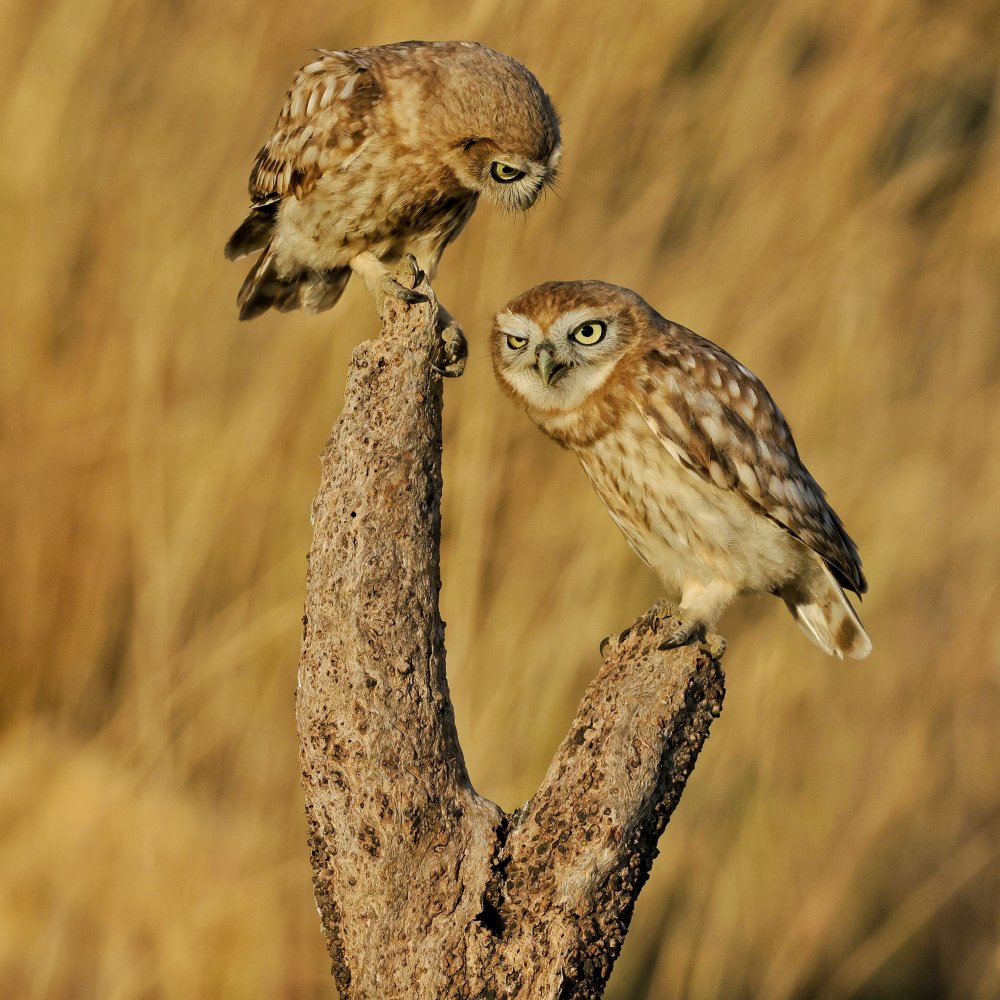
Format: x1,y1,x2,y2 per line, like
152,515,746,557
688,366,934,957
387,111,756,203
570,315,607,331
497,311,541,340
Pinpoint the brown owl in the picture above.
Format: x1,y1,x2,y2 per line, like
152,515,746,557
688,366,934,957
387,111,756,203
492,280,871,659
225,41,560,372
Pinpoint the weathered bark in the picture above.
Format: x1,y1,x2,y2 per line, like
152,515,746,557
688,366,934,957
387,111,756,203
296,290,725,999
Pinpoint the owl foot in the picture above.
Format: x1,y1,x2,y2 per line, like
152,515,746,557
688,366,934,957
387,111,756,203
385,257,429,305
698,631,727,660
599,602,699,661
653,606,700,650
401,253,426,290
430,303,467,378
650,601,727,659
351,251,429,313
432,324,467,378
600,609,725,662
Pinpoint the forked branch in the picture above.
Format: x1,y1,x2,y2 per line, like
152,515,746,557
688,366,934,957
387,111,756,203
296,290,724,999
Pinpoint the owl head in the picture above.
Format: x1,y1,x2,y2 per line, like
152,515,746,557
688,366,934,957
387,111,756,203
420,42,561,212
452,137,561,212
492,280,654,418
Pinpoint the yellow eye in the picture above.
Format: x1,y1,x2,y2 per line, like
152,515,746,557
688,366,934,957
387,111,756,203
506,333,528,350
491,162,526,183
569,321,607,346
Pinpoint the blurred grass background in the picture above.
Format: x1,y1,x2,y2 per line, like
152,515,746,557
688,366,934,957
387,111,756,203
2,0,1000,996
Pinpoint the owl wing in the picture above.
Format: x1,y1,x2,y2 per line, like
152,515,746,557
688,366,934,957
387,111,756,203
633,331,867,595
248,50,383,202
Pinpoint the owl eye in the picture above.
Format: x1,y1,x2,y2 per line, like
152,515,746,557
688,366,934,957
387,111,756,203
569,321,607,346
491,162,526,183
506,333,528,350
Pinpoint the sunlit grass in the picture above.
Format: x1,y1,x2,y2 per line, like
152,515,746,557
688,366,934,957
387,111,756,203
2,0,999,996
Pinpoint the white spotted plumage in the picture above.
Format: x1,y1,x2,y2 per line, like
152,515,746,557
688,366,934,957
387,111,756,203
492,280,872,659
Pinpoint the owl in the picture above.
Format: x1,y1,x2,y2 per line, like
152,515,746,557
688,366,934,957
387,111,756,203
492,280,872,659
225,41,560,372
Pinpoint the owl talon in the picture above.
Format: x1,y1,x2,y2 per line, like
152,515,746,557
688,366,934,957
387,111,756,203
650,601,703,650
599,633,617,661
388,255,427,302
402,253,426,289
699,631,727,660
351,251,429,312
431,322,468,378
387,276,429,305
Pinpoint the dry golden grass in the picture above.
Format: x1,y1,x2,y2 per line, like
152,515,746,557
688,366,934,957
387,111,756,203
3,0,1000,996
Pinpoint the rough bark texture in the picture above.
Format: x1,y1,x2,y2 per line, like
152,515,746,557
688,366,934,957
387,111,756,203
296,290,725,999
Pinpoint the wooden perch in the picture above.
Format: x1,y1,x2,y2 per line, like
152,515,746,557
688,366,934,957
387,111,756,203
296,289,725,999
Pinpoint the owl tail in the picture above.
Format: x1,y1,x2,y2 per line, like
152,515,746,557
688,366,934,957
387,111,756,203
236,242,351,321
783,560,872,660
225,200,279,261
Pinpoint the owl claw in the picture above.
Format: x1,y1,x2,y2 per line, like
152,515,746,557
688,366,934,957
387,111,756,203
601,607,725,661
650,602,725,658
650,601,703,650
699,632,727,660
386,255,428,304
386,276,429,305
431,321,467,379
601,633,618,663
350,251,429,311
402,253,426,289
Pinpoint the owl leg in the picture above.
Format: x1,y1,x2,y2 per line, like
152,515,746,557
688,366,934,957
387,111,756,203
430,303,467,379
349,251,429,311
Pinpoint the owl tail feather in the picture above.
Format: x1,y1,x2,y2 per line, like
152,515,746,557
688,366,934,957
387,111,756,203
236,242,351,321
783,560,872,660
225,199,279,261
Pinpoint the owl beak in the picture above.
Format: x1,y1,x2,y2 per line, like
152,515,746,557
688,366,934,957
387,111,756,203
535,343,570,387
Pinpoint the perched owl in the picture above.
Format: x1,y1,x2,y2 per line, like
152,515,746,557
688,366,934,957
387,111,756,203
492,281,872,659
225,40,560,372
